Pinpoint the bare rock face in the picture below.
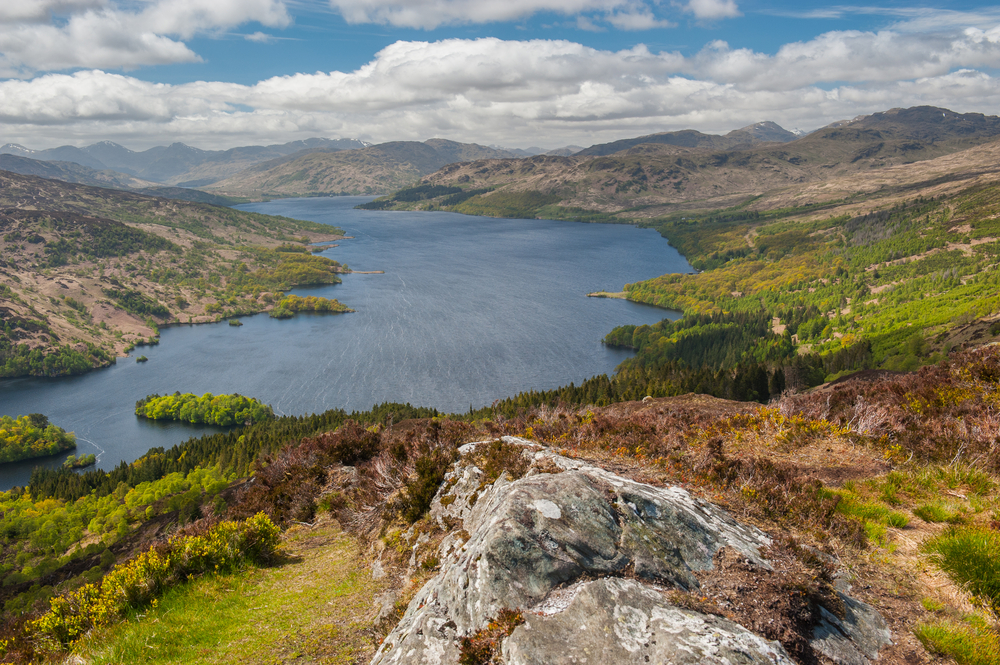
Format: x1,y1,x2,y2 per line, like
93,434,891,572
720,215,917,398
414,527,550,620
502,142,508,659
371,437,891,665
504,577,793,664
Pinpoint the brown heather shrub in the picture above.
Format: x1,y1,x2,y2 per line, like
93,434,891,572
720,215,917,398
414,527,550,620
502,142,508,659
458,609,525,665
231,419,386,525
779,348,1000,468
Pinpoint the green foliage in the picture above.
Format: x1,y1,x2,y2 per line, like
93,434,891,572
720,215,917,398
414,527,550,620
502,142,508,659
135,392,274,426
269,294,351,319
29,402,438,504
451,191,561,219
401,447,457,523
0,414,76,463
28,513,280,650
63,454,96,470
923,526,1000,614
101,286,170,318
914,502,963,523
0,341,113,378
915,617,1000,665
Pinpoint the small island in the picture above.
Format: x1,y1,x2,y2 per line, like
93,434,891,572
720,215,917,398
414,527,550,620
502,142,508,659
135,392,274,426
136,355,148,363
269,294,353,319
0,414,76,464
62,453,96,469
229,319,244,327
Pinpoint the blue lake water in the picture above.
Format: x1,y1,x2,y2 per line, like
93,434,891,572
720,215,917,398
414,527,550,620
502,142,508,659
0,197,690,489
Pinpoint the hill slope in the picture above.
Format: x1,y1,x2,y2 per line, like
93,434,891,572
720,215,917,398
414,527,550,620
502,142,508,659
0,172,345,377
576,120,798,156
367,106,1000,217
208,139,523,198
0,138,371,187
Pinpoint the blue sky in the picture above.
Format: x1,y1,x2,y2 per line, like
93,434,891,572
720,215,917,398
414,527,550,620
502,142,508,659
1,0,1000,150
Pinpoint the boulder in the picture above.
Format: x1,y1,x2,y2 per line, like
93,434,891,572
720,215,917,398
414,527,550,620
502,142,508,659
371,437,891,665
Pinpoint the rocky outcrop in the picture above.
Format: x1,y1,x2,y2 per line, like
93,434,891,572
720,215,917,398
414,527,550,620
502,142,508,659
371,437,891,665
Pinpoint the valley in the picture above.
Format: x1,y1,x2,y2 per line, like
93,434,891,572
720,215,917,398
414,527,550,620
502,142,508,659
5,104,1000,665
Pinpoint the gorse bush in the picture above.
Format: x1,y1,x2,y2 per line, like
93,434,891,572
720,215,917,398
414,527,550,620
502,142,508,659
26,513,279,651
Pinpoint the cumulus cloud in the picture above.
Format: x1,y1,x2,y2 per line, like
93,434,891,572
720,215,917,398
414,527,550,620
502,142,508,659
327,0,671,29
691,26,1000,91
3,30,1000,149
0,0,291,76
0,0,106,23
684,0,740,21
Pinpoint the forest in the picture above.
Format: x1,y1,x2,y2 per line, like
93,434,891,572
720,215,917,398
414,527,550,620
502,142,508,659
134,392,274,426
0,414,76,464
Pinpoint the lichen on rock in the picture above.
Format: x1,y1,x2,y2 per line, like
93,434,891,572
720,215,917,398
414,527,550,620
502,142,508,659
371,437,891,665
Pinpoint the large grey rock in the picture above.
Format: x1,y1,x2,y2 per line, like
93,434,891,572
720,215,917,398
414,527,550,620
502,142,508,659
811,593,893,665
371,438,891,665
504,577,793,665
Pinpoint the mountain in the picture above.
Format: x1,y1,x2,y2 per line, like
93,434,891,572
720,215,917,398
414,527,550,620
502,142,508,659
0,154,238,206
0,154,156,190
576,121,797,157
0,137,371,187
208,139,521,198
375,106,1000,217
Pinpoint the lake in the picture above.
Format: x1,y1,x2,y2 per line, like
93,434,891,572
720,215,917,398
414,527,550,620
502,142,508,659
0,197,690,489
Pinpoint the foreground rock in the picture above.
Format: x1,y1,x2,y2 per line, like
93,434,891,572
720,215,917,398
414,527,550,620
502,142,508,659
371,437,891,665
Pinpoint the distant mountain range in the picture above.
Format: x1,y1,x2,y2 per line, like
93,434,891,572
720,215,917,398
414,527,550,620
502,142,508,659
369,106,1000,217
0,138,371,187
206,139,527,198
6,107,1000,206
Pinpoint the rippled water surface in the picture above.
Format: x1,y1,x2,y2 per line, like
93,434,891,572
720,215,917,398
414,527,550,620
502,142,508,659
0,197,690,488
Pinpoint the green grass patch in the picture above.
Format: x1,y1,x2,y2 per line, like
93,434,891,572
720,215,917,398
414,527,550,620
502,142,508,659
923,526,1000,614
915,617,1000,665
914,502,963,523
75,520,386,665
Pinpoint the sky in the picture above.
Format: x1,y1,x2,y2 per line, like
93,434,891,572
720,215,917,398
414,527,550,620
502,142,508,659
2,1,1000,151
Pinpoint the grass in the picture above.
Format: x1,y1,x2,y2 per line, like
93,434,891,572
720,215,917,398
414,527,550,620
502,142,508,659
915,617,1000,665
922,526,1000,614
74,518,386,665
913,502,964,523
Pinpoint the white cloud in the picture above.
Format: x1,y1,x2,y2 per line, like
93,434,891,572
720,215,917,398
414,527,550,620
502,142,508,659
684,0,739,21
691,27,1000,91
606,10,673,30
0,0,106,23
327,0,668,29
3,31,1000,150
245,31,277,42
0,0,291,76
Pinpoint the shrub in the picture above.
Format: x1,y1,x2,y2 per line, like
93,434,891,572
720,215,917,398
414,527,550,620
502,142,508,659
459,609,525,665
27,513,280,651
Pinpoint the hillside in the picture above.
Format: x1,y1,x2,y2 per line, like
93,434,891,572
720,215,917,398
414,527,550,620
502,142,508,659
207,139,523,198
0,171,347,378
0,138,370,187
367,106,1000,216
4,350,1000,664
576,119,798,156
0,157,240,206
